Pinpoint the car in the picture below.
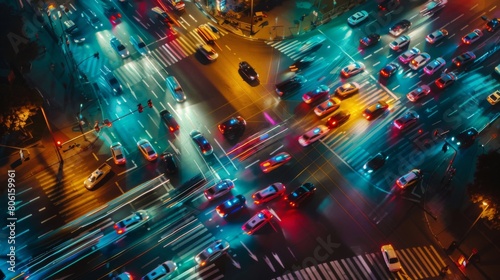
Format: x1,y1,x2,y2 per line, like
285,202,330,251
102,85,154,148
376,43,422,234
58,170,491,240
104,5,122,25
335,82,360,98
399,47,421,64
435,72,457,88
252,183,286,204
160,110,180,132
424,57,446,75
130,35,149,56
496,64,500,75
242,209,273,235
218,116,246,140
190,130,213,156
215,195,246,218
81,9,102,29
453,127,478,148
302,85,330,104
239,61,259,80
110,142,126,165
377,0,400,10
260,152,291,173
151,6,174,25
165,76,186,103
137,139,158,161
84,163,112,190
379,63,399,78
106,72,122,94
142,261,177,280
195,240,230,266
462,29,483,44
114,210,150,234
389,19,411,36
113,272,132,280
381,244,402,272
289,55,316,72
204,179,234,200
420,0,447,16
298,35,326,53
285,183,316,207
314,97,341,117
197,24,218,44
161,152,178,174
298,125,330,147
326,110,351,128
110,37,129,58
348,10,369,26
63,20,85,44
487,90,500,105
198,44,218,61
409,53,431,70
389,35,411,51
452,51,476,67
363,101,389,120
486,17,500,32
360,33,381,47
275,75,306,97
393,111,419,130
425,28,448,44
406,85,431,102
341,62,365,77
363,152,387,173
396,169,422,189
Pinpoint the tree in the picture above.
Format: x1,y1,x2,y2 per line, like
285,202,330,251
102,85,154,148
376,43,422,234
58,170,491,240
467,150,500,230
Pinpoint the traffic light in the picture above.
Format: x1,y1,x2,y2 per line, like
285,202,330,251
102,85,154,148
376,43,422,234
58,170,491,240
57,141,62,149
138,104,144,113
147,99,153,108
442,143,448,152
94,122,100,132
103,119,112,127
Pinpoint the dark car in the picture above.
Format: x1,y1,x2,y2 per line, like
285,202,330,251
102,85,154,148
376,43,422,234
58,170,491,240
215,195,246,218
239,61,259,80
363,101,389,120
378,0,400,10
285,183,316,207
452,51,476,67
162,152,178,174
393,111,419,130
363,152,388,173
289,56,315,72
325,110,351,128
380,63,399,78
160,110,180,132
454,127,478,148
302,85,330,104
275,75,306,97
486,18,500,32
389,19,411,36
360,33,381,47
104,5,122,25
218,116,246,140
435,72,457,89
190,130,213,156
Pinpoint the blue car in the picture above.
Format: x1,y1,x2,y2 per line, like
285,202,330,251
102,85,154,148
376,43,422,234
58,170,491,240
215,195,246,218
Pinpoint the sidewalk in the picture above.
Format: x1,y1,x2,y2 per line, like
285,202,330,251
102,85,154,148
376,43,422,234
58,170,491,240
423,118,500,280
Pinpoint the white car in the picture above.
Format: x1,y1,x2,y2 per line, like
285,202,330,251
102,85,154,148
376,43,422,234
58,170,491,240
204,179,234,200
399,47,420,64
420,0,447,16
462,29,483,44
242,209,273,235
389,35,410,51
110,142,126,165
298,125,330,147
423,57,446,75
347,10,369,26
137,139,158,161
142,261,177,280
252,183,286,204
381,244,402,272
198,44,218,61
487,90,500,105
314,97,341,117
341,62,365,77
110,37,129,58
396,169,422,189
114,210,150,234
130,35,149,56
195,240,230,266
426,28,448,44
409,53,431,70
406,85,431,102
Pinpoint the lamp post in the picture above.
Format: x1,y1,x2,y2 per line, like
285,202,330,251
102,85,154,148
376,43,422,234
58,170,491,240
458,201,489,246
250,0,254,36
40,106,63,164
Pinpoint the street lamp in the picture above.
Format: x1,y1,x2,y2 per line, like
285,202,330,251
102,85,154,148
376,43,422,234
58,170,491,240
250,0,254,35
458,201,489,246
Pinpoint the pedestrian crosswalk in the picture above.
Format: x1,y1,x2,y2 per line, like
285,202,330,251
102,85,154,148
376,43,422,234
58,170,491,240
273,245,448,280
266,40,310,60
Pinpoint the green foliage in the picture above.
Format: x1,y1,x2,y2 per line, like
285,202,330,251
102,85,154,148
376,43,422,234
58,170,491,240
468,151,500,230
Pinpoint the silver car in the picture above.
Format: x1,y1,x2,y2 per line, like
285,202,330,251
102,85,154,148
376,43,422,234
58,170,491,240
130,35,149,56
110,37,130,58
195,240,230,267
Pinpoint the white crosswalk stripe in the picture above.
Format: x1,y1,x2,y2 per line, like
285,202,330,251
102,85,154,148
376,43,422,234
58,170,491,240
272,245,446,280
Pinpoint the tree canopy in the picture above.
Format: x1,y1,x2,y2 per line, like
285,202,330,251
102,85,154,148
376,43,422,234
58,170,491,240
468,150,500,230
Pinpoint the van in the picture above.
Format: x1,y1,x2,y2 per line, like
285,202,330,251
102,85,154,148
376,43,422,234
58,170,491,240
165,76,186,103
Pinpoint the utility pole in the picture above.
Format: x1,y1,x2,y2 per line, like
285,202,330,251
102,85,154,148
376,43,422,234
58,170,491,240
40,106,63,164
250,0,254,35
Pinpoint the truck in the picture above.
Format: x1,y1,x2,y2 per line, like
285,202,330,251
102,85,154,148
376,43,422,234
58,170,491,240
84,163,112,190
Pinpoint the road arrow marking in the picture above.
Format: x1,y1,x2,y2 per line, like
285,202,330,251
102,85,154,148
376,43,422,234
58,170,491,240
288,247,297,261
264,255,275,272
118,161,137,176
240,241,258,261
272,252,284,268
231,257,241,269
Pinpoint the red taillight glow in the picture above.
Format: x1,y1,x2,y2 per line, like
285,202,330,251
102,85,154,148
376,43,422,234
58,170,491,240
394,121,402,129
